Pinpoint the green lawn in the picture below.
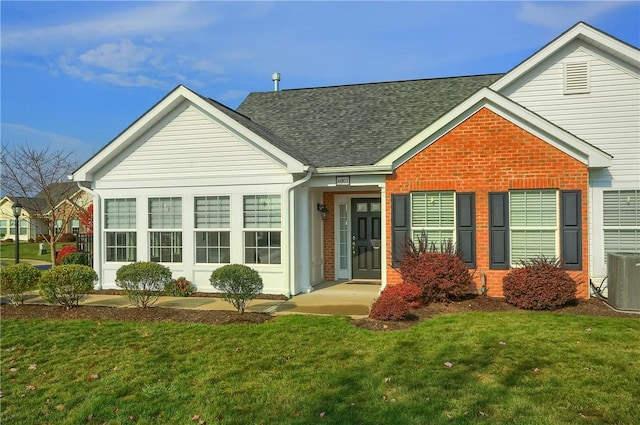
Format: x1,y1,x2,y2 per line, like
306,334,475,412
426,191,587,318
0,241,76,264
2,313,638,425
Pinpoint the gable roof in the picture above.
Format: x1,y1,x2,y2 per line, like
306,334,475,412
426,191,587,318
491,21,640,92
237,74,504,168
379,87,612,169
73,85,308,181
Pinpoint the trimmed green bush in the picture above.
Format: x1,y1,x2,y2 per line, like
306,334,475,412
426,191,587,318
61,252,89,265
164,276,196,297
210,264,263,314
39,265,97,308
0,263,41,306
116,262,172,308
503,256,577,310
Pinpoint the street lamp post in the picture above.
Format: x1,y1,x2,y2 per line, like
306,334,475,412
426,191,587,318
12,201,23,264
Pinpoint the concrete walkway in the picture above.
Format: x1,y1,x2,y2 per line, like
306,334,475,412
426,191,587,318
18,280,381,319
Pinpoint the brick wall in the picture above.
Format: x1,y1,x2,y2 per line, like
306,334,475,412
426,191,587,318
385,107,590,298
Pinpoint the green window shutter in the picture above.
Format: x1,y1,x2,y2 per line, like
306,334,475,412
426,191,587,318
489,192,509,269
456,192,476,268
391,194,410,268
561,190,582,270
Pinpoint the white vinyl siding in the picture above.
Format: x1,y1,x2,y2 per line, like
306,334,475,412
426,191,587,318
104,198,137,262
411,192,455,247
502,44,640,184
510,190,558,263
99,103,288,183
603,190,640,259
149,197,182,263
194,196,230,264
243,195,281,264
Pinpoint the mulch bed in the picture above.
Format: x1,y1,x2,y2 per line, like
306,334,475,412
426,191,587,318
2,296,636,330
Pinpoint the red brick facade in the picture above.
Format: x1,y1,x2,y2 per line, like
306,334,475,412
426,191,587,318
384,108,589,298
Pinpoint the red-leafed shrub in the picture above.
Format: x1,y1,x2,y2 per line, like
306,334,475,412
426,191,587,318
397,239,474,303
56,245,77,265
380,284,423,308
502,257,577,310
369,291,411,321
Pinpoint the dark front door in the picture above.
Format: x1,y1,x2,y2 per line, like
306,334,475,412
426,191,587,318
352,198,382,279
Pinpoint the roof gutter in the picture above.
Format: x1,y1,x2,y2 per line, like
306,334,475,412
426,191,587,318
285,167,314,298
314,164,393,175
75,181,102,290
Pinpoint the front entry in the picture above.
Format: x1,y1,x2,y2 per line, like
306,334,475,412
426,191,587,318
351,198,382,279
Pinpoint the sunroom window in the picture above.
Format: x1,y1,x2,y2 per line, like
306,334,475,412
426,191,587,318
149,197,182,263
194,196,230,264
104,198,137,262
243,195,281,264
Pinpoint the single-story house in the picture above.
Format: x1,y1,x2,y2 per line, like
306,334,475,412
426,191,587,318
1,182,92,242
72,22,639,298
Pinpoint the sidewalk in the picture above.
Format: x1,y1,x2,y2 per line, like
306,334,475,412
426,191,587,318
18,280,380,318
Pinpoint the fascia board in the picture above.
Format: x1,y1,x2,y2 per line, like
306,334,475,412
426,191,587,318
379,88,611,170
73,86,306,180
315,165,393,175
491,23,640,92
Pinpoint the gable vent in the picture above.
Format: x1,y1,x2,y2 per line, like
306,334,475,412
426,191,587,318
564,62,590,94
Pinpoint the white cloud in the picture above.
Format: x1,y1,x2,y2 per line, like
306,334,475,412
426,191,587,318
518,2,627,29
192,60,225,75
79,40,156,73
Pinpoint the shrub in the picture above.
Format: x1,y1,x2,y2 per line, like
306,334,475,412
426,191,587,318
116,262,172,308
36,234,51,243
503,257,577,310
61,252,89,266
58,233,77,243
0,263,41,306
165,276,196,297
398,239,474,303
56,245,77,264
210,264,263,314
370,290,411,321
379,284,423,308
39,265,97,308
4,238,14,243
28,238,35,243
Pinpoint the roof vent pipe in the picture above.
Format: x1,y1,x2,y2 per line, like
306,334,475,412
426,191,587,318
272,72,281,91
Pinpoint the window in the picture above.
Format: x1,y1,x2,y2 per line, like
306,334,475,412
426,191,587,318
71,219,80,234
105,198,137,262
149,197,182,263
604,190,640,260
411,192,455,247
243,195,281,264
510,190,557,263
194,196,230,263
55,219,64,235
0,220,7,238
9,219,28,236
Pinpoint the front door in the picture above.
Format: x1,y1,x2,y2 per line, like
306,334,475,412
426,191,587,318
351,198,382,279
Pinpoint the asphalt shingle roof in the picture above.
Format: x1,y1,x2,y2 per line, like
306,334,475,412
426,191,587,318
237,74,504,168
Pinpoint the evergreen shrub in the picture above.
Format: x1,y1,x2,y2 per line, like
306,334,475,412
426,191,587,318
210,264,263,314
115,262,172,308
39,265,97,308
0,263,41,305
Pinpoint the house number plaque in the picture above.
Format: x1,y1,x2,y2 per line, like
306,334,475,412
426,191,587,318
336,176,350,186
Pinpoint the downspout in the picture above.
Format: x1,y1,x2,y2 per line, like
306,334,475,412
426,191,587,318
76,182,102,289
285,168,314,298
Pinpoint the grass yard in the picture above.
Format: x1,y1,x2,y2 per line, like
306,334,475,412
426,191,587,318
1,313,639,425
0,241,75,264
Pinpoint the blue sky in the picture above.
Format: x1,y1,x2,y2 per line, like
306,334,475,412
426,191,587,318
1,1,639,165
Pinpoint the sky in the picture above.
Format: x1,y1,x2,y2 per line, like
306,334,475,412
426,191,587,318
1,1,639,165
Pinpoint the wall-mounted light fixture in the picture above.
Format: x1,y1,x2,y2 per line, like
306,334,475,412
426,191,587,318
317,203,329,220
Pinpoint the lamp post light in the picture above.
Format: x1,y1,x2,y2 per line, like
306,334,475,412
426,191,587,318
12,201,23,264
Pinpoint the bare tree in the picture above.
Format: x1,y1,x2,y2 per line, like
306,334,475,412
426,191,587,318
1,143,80,265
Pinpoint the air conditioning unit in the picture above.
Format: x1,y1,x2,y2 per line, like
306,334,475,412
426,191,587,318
607,252,640,311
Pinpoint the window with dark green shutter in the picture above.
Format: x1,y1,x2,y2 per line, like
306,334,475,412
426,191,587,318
489,192,509,269
456,193,476,268
411,192,454,247
391,194,409,268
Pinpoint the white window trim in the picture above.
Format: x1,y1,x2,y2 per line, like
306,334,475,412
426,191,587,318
104,198,138,263
410,191,456,247
148,197,183,264
242,194,282,266
194,195,231,264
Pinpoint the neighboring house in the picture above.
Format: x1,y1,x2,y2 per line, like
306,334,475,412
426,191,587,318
72,22,639,298
0,182,92,241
